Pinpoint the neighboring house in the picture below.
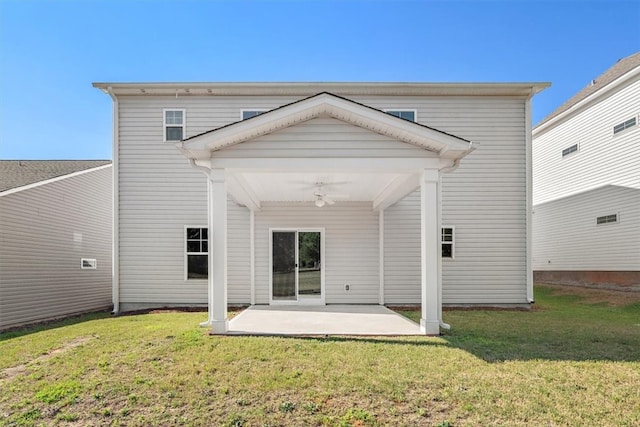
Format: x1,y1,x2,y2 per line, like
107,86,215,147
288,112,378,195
532,52,640,287
0,160,113,330
94,82,548,335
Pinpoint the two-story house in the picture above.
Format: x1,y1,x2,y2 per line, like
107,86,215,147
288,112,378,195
532,52,640,287
95,82,548,334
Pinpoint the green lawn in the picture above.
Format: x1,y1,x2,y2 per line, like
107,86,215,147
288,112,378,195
1,285,639,426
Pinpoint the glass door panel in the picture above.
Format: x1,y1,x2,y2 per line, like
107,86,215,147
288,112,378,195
298,231,321,297
272,231,296,300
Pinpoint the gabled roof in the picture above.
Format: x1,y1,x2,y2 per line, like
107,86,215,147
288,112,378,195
179,92,474,160
536,52,640,129
0,160,112,192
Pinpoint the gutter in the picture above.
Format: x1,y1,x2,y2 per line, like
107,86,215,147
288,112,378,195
525,90,535,304
107,86,120,315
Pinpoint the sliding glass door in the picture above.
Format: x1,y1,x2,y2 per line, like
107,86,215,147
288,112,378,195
271,229,323,303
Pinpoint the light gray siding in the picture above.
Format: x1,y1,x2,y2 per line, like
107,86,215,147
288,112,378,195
216,116,437,159
384,98,529,304
533,186,640,271
254,203,379,304
0,166,112,329
117,94,529,307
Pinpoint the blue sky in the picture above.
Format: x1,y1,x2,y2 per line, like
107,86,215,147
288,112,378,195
0,0,638,160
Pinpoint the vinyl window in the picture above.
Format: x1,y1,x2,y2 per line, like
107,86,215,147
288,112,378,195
596,214,618,225
613,117,636,134
441,227,454,259
81,258,97,269
561,143,578,157
385,110,416,122
186,227,208,279
241,110,267,120
164,109,185,141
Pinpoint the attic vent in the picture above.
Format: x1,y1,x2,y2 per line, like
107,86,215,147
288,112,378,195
613,117,636,134
561,144,578,157
596,214,618,225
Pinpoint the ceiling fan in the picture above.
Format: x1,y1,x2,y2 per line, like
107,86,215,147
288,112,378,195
313,183,348,208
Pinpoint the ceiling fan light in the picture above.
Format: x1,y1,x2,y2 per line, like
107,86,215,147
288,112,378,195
315,198,326,208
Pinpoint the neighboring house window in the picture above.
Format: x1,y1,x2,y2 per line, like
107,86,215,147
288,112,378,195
561,144,578,157
164,109,185,141
613,117,636,134
596,214,618,225
81,258,97,269
442,227,454,258
186,227,208,279
386,110,416,122
241,110,267,120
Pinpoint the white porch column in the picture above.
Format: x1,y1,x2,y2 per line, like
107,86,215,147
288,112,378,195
208,168,228,334
420,169,441,335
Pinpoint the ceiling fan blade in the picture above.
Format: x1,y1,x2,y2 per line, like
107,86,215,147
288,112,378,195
325,193,349,199
324,197,336,205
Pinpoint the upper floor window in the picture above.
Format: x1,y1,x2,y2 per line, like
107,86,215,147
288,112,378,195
561,144,578,158
441,227,454,259
241,110,267,120
613,117,636,134
164,109,185,141
596,214,618,225
385,110,416,122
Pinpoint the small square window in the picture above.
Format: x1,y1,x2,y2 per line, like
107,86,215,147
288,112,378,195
386,110,416,122
81,258,97,269
164,109,185,141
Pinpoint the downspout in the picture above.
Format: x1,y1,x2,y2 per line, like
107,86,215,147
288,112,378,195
437,141,473,330
107,86,120,315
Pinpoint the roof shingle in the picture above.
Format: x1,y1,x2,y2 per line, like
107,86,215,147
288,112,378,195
0,160,111,192
536,52,640,128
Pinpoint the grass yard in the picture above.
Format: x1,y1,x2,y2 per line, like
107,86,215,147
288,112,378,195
1,285,639,426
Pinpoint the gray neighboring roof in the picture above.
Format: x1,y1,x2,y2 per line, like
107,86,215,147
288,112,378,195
0,160,112,192
536,52,640,128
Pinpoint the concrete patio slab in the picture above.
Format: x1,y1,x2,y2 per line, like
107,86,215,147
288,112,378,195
228,305,422,336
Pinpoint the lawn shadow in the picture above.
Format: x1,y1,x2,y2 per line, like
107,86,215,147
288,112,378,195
0,310,112,341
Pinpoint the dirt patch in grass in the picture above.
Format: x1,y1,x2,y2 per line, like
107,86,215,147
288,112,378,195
0,335,95,382
537,283,640,306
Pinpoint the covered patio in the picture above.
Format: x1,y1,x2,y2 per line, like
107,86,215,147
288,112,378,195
177,92,474,335
227,305,422,336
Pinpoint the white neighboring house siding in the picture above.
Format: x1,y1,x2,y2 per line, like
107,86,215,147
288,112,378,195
532,185,640,271
533,77,640,206
0,166,113,330
116,94,529,308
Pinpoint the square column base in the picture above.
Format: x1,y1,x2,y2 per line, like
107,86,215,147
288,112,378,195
420,318,440,336
208,319,229,335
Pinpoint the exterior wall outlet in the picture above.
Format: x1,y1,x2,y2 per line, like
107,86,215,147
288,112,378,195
345,284,350,291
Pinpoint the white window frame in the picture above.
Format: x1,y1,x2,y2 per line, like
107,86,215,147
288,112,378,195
81,258,97,269
184,225,208,281
561,143,579,158
240,109,268,120
441,226,455,259
163,108,186,142
383,109,418,122
596,213,619,226
613,116,637,135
